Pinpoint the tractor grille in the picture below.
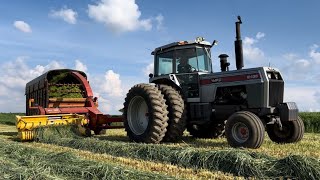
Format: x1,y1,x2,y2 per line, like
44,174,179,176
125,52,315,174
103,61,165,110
269,80,284,106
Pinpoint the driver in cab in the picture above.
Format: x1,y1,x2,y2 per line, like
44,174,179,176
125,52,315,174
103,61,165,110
177,57,192,73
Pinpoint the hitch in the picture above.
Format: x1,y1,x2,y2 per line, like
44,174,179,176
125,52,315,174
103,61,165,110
267,117,283,130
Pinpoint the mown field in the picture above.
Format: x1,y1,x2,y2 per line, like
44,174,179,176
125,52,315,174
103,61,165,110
0,112,319,179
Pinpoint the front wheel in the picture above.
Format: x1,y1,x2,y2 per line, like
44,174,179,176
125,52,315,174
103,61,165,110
266,116,304,144
225,111,265,149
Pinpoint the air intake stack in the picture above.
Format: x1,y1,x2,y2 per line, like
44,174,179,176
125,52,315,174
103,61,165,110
235,16,244,70
219,54,230,72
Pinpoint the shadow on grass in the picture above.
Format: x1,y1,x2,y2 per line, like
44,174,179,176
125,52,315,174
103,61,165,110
95,135,130,142
0,131,17,136
95,134,230,149
179,136,229,148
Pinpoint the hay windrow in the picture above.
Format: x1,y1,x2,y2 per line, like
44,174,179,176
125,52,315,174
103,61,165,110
34,125,320,179
0,139,175,180
24,142,238,180
0,156,57,180
35,125,82,140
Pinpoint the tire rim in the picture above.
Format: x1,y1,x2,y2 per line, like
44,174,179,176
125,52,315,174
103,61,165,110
232,122,249,143
127,96,149,135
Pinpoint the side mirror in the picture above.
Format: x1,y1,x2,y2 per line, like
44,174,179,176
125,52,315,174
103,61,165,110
149,73,154,78
211,40,218,47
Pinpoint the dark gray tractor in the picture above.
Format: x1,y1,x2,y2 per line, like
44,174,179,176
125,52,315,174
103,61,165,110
123,16,304,148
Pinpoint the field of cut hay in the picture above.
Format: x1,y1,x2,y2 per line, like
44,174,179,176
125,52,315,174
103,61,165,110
0,112,319,179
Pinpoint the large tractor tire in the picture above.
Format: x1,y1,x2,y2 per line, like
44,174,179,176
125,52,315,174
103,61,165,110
123,83,169,143
187,122,225,139
266,116,304,144
158,84,186,142
225,111,265,149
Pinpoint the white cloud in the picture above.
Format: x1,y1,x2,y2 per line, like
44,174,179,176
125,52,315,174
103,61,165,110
0,57,64,88
13,21,32,33
143,62,154,76
284,86,320,112
280,44,320,81
281,59,313,81
283,53,298,61
90,70,147,114
49,7,78,24
310,44,320,64
314,91,320,105
294,59,311,70
88,0,152,33
102,70,123,97
243,32,265,63
155,14,164,31
74,60,88,73
0,57,64,112
256,32,265,39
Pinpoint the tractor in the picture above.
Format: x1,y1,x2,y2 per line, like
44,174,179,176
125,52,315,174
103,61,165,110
123,16,304,148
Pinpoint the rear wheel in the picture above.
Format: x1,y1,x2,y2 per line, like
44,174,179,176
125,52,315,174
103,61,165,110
158,84,186,142
266,116,304,143
123,83,169,143
225,111,265,149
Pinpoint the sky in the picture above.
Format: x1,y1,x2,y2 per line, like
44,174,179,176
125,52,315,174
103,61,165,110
0,0,320,114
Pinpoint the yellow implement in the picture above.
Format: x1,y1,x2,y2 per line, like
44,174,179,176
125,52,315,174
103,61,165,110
16,114,88,141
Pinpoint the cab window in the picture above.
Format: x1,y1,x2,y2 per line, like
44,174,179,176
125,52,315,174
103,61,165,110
157,51,174,75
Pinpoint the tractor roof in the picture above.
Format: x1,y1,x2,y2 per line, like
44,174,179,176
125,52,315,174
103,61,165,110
152,37,211,55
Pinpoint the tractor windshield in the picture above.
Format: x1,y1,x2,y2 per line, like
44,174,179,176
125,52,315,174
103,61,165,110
156,47,211,76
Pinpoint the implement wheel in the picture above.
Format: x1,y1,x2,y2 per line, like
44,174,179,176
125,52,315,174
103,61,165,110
158,84,187,142
266,116,304,144
123,83,169,143
225,111,265,149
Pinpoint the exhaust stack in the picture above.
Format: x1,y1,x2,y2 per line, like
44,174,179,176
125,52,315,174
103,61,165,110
235,16,244,70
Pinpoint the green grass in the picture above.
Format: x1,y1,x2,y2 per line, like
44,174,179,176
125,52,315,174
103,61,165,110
0,138,176,180
0,113,24,126
34,126,320,179
1,111,320,179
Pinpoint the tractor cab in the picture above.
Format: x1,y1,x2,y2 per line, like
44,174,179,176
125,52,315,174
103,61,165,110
151,37,213,77
150,38,214,100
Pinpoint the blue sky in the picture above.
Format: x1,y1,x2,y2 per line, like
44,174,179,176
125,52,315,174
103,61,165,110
0,0,319,113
